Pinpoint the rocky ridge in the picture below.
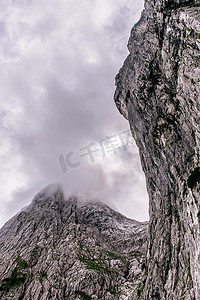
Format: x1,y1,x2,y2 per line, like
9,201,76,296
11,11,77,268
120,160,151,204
0,184,148,299
114,0,200,299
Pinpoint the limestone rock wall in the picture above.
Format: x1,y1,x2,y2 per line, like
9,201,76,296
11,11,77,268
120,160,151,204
114,1,200,299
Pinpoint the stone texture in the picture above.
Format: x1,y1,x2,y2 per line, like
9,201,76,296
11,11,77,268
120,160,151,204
114,0,200,299
0,184,148,299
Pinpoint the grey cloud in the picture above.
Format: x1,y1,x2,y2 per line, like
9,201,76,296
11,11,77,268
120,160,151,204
0,0,148,228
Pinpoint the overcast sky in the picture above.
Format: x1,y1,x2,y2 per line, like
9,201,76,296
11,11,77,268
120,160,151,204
0,0,148,228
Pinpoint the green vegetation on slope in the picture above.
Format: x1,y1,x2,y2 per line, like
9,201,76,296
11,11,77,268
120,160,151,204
0,255,29,292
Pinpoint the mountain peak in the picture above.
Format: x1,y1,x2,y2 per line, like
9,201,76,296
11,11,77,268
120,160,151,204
31,183,64,208
0,185,147,299
33,182,64,199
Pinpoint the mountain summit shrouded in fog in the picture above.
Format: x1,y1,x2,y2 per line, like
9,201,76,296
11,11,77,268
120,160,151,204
0,184,147,299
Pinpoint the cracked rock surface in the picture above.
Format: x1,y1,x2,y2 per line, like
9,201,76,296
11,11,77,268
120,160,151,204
0,184,148,299
114,0,200,299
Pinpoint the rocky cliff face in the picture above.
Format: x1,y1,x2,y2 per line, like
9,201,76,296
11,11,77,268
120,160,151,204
114,0,200,299
0,184,148,299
